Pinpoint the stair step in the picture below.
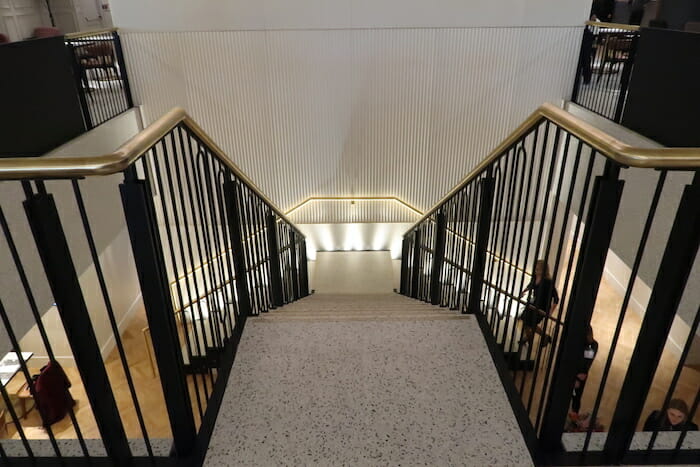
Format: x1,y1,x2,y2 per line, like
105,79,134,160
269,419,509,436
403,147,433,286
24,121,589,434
181,316,229,362
257,293,465,322
268,308,452,316
255,314,470,323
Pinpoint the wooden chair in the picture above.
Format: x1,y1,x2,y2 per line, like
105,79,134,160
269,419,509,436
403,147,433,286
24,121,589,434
597,33,635,81
3,369,38,421
142,327,157,378
16,382,34,419
74,41,118,91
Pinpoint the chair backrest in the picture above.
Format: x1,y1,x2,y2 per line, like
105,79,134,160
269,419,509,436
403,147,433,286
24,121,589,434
0,33,10,44
79,41,116,68
33,27,61,38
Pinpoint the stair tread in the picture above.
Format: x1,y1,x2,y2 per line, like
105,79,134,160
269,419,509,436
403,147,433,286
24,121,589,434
255,314,470,322
260,293,463,322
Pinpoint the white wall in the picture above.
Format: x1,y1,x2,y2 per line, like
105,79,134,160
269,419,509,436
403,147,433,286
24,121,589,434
72,0,110,31
112,0,590,30
0,0,52,41
311,251,396,294
49,0,79,33
0,0,113,41
296,222,412,261
121,25,582,219
0,109,143,360
18,228,143,365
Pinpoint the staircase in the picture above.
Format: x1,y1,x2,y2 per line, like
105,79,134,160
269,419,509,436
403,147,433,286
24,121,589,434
255,293,470,322
204,293,533,466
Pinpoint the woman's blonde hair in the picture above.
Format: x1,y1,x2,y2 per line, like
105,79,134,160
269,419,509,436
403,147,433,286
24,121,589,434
535,259,552,280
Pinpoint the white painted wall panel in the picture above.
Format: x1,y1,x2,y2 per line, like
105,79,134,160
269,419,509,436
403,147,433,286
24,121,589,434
0,110,143,357
122,27,581,223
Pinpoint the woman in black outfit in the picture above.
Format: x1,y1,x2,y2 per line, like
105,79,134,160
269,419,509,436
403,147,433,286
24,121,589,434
571,325,598,414
644,399,699,432
519,260,559,349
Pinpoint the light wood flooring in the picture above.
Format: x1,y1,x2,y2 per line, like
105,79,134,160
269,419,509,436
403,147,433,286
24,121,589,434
513,275,700,432
1,306,215,441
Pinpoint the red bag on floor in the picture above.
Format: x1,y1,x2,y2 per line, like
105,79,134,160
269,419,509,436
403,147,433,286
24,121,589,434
34,360,75,426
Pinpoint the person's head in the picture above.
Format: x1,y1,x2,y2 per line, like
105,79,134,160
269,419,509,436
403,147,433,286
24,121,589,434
666,399,690,426
534,260,551,279
586,325,594,344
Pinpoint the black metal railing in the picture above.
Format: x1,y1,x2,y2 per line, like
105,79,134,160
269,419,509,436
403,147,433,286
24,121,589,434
65,29,134,130
571,22,639,123
400,104,700,465
0,109,308,466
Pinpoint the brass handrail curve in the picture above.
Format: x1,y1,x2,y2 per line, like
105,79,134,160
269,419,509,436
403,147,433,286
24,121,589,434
64,27,119,40
0,107,299,230
285,196,423,217
405,102,700,233
584,21,640,31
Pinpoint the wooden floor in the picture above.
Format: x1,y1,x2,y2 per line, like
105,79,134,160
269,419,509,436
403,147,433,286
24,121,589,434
1,306,215,441
514,275,700,432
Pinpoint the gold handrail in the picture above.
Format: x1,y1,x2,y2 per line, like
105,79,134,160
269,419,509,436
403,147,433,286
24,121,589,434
65,27,119,40
0,107,298,229
285,196,423,217
406,102,700,233
584,21,640,31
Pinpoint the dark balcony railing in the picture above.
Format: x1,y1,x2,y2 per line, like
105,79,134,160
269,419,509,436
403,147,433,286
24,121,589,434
0,108,308,466
571,22,640,123
400,103,700,466
65,29,134,130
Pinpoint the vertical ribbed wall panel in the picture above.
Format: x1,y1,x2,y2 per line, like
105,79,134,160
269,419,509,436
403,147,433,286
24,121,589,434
121,27,581,223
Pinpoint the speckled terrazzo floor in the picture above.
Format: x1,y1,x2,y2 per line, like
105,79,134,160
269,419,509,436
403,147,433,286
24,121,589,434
204,294,533,466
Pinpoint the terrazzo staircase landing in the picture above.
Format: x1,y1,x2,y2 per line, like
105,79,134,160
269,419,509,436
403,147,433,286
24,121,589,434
204,292,533,466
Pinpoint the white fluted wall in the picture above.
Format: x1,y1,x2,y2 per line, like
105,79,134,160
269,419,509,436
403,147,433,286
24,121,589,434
122,26,581,222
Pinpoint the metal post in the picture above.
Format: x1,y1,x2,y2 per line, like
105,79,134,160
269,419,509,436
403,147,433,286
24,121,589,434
430,210,447,305
120,174,197,456
540,162,624,451
613,34,639,123
399,237,410,295
223,180,253,317
113,31,135,109
265,212,284,307
466,174,495,314
604,172,700,463
299,239,310,298
571,25,591,103
290,231,300,300
67,43,94,130
24,186,131,462
411,230,422,299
